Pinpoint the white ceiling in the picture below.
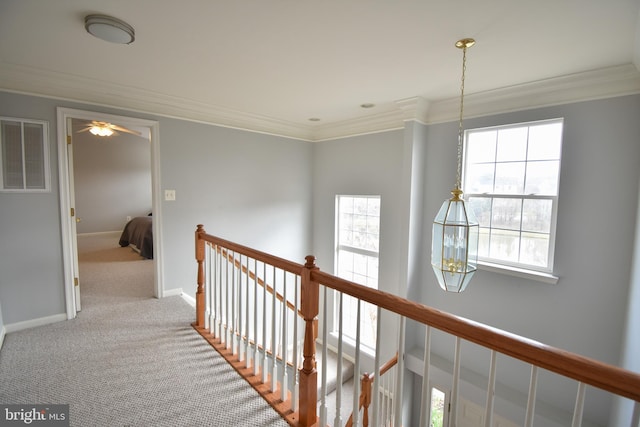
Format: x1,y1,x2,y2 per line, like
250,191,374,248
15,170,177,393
1,0,639,140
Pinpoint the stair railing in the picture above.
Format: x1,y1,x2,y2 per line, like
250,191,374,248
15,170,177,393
194,225,640,427
345,352,398,427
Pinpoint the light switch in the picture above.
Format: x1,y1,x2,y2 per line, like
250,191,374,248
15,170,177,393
165,189,176,201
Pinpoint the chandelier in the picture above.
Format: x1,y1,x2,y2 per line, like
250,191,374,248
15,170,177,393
431,38,479,293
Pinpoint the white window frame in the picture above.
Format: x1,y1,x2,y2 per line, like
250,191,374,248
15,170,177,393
0,117,50,192
462,118,563,283
334,194,381,352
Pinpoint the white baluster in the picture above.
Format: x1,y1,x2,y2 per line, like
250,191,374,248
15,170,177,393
524,365,538,427
571,382,586,427
204,243,210,330
261,262,268,384
291,274,300,412
271,267,278,392
352,299,362,427
334,291,344,427
281,271,288,403
631,400,640,427
238,254,244,362
371,306,382,427
245,256,251,369
419,326,432,427
228,250,232,350
393,316,405,427
485,350,497,427
450,337,462,427
319,286,328,427
253,258,260,376
217,247,223,340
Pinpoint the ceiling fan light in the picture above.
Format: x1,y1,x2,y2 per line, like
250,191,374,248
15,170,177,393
90,125,113,137
85,14,135,45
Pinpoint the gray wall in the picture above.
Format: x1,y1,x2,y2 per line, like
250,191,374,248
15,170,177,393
159,117,313,296
311,129,408,369
72,119,152,233
418,94,640,426
0,90,313,324
1,88,638,425
0,93,66,324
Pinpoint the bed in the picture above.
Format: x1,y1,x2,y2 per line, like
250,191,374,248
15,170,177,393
119,216,153,259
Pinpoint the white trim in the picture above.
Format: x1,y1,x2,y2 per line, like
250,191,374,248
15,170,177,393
5,313,67,333
478,261,559,285
56,108,164,319
162,287,183,298
4,64,639,141
180,292,196,307
77,231,121,237
0,325,5,349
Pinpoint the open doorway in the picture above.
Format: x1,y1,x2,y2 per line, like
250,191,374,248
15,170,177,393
57,107,163,319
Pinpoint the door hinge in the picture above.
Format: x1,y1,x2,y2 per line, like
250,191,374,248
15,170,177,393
67,135,71,145
74,277,79,287
71,207,75,217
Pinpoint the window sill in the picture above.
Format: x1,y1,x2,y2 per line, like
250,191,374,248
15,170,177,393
478,261,559,285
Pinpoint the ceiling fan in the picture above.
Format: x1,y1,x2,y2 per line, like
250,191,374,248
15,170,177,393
78,120,142,137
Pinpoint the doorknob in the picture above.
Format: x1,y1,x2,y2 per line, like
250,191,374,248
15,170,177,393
76,217,82,223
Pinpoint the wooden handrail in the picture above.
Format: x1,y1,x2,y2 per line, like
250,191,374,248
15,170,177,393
199,230,303,275
311,269,640,403
194,226,640,427
345,352,399,427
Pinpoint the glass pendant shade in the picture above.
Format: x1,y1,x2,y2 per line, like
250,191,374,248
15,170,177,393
431,189,479,292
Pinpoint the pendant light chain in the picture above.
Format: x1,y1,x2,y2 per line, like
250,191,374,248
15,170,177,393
455,44,469,191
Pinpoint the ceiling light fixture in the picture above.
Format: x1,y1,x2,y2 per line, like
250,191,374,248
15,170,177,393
431,38,479,293
85,14,135,44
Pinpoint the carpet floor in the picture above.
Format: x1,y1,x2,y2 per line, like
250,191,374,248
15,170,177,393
0,233,289,427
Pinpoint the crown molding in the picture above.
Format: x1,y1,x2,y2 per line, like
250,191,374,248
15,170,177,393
0,62,315,141
423,64,640,124
1,62,639,141
311,109,405,141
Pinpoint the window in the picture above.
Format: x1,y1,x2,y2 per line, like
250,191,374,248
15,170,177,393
463,119,563,273
0,117,49,192
335,195,380,349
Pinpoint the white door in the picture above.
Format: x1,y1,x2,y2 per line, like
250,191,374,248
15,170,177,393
66,117,81,312
58,107,163,320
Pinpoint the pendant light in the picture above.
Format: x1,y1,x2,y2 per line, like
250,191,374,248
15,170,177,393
431,38,479,293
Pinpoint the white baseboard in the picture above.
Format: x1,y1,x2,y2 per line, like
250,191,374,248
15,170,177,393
181,292,196,307
5,313,67,333
77,231,121,237
162,287,183,298
0,325,5,350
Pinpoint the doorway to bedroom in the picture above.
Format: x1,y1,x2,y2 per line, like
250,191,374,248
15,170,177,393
57,107,162,318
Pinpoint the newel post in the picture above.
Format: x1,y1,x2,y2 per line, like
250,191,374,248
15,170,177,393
195,224,206,328
299,255,319,427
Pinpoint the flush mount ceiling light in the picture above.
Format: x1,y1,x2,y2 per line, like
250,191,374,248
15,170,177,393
85,14,135,44
430,38,479,293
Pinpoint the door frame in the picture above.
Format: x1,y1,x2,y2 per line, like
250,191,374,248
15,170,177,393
57,107,163,319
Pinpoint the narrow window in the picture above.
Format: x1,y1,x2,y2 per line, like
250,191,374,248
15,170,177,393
335,195,381,349
0,117,49,192
463,118,563,273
